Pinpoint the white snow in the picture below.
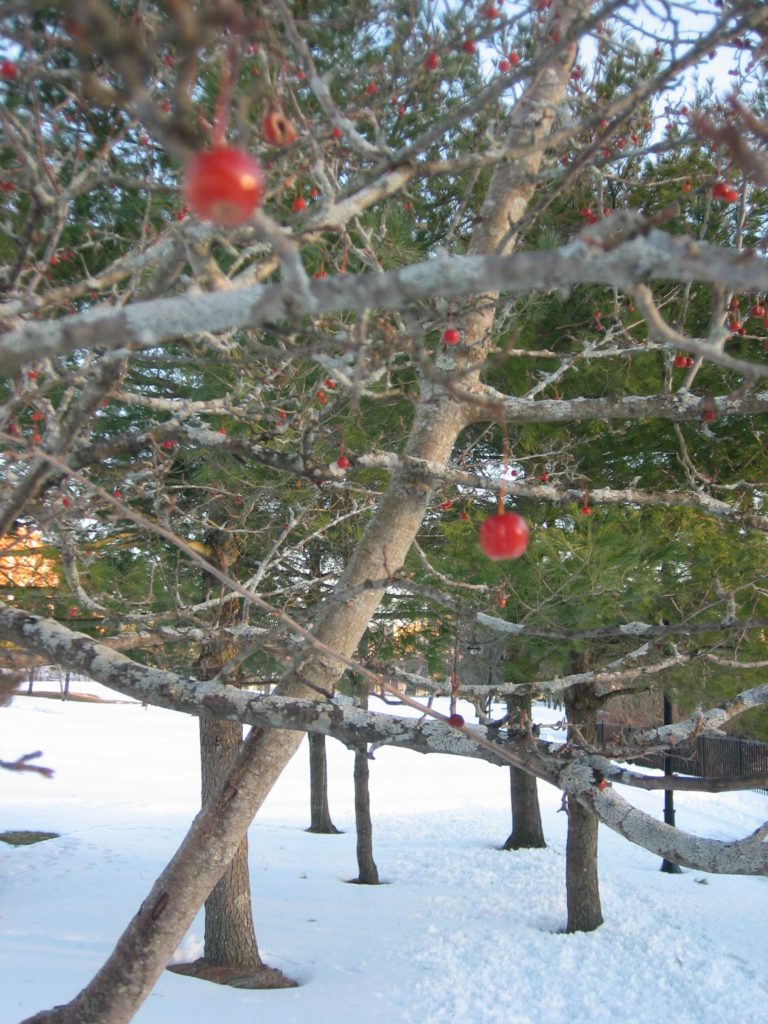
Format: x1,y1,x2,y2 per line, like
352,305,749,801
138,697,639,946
1,683,766,1024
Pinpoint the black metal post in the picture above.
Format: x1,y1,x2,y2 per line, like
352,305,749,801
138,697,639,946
661,693,682,873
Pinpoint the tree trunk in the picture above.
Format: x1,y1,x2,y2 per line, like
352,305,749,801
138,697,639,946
502,695,546,850
660,693,682,874
503,767,547,850
167,532,293,989
564,679,603,933
352,747,379,884
306,733,341,834
199,717,259,966
19,27,580,1022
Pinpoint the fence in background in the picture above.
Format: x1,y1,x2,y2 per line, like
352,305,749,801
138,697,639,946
596,724,768,793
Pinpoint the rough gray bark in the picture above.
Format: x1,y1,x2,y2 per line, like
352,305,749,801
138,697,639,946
6,232,768,376
352,747,379,884
565,680,603,933
307,733,341,834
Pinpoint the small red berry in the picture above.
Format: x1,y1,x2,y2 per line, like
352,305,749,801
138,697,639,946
424,52,440,71
447,714,465,728
674,353,688,368
580,505,592,515
479,512,529,560
483,5,501,18
496,595,507,608
539,472,549,483
113,490,122,499
336,454,350,470
262,110,298,147
331,126,343,138
682,180,691,193
750,304,765,318
161,440,175,450
459,511,469,521
183,147,264,227
309,186,320,198
365,81,378,95
498,60,511,73
292,195,307,212
440,500,453,511
711,181,738,202
442,327,461,345
461,39,477,55
324,378,336,388
62,497,71,507
702,409,716,423
1,60,17,80
316,390,328,404
508,51,520,64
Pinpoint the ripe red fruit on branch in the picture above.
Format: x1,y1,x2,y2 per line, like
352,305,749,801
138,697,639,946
447,714,465,728
292,195,307,212
442,327,461,345
440,500,453,511
461,39,477,54
262,110,298,147
424,52,440,71
674,353,688,368
479,512,529,560
711,181,738,202
1,60,17,80
183,147,264,227
751,304,765,318
336,454,350,470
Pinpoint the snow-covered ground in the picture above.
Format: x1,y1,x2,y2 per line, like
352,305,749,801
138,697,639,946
1,682,766,1024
